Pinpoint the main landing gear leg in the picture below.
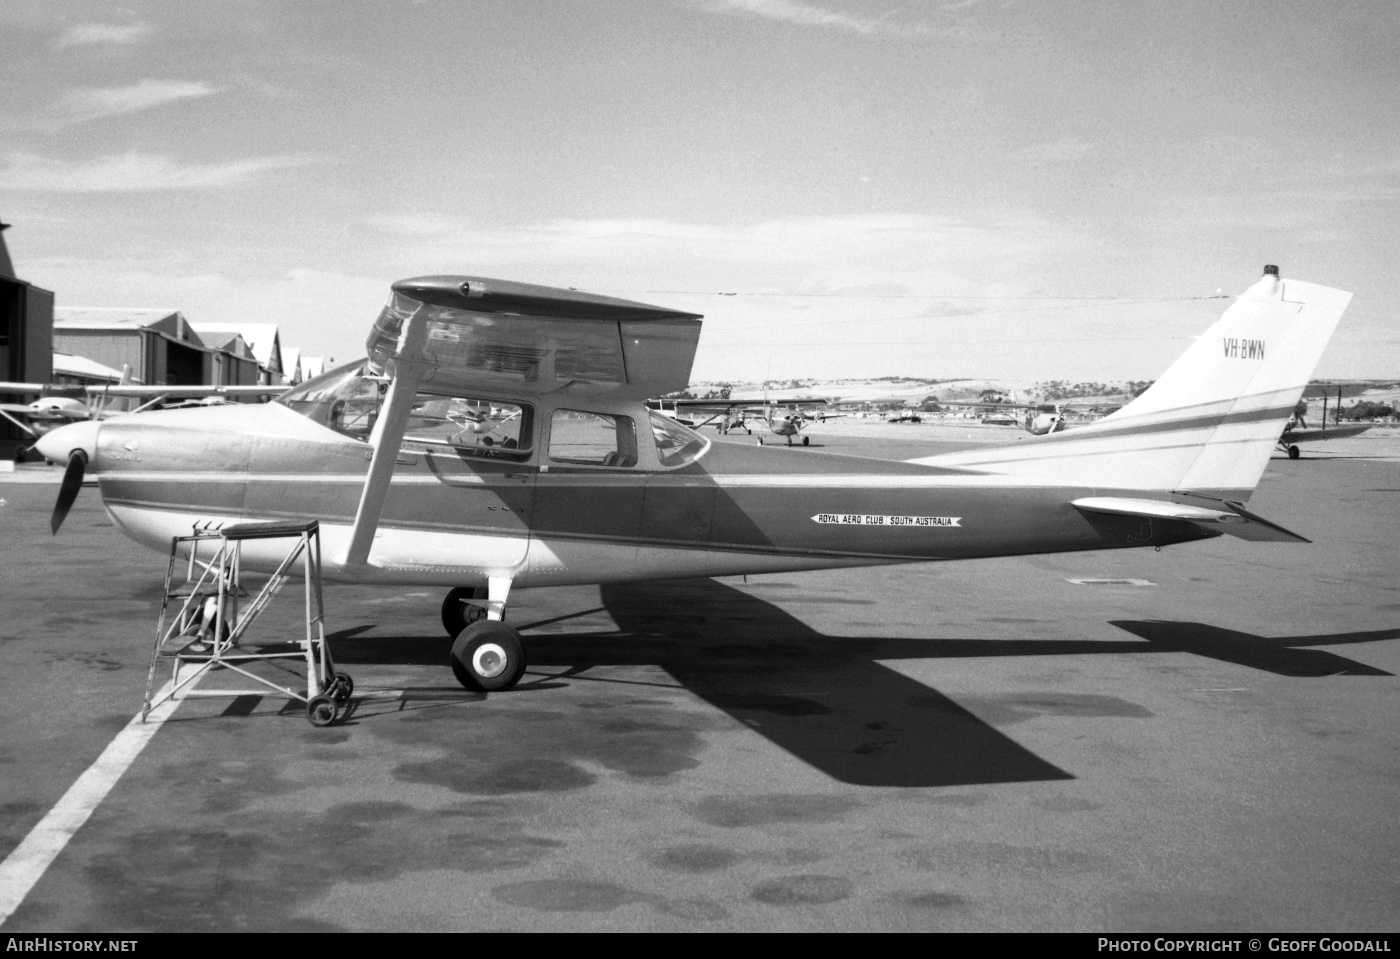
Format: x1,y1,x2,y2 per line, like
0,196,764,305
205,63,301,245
449,576,527,692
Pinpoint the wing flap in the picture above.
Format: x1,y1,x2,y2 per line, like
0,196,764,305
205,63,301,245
1071,496,1309,543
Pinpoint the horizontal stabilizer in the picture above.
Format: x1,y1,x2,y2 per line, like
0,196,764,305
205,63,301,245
1071,497,1310,543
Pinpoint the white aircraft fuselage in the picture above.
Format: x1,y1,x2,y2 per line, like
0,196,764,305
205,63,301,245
32,266,1352,697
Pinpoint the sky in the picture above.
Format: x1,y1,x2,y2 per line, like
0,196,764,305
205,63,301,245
2,0,1398,384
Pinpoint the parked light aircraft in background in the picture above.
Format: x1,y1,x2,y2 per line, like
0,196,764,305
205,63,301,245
1,366,143,445
648,396,836,445
1,378,284,459
1273,388,1373,459
0,394,97,442
35,265,1351,723
1276,419,1370,459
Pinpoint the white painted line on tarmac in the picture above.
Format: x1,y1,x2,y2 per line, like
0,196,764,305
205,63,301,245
0,682,182,925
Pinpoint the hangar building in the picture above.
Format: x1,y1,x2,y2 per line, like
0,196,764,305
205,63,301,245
189,323,285,386
1,221,55,455
53,308,212,386
1,222,55,389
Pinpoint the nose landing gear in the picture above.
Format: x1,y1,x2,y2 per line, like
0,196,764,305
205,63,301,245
450,621,527,692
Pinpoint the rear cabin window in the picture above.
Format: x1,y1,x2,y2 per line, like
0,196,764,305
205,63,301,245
549,410,637,467
404,393,531,459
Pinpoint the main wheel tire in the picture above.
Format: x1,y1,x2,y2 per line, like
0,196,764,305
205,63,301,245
802,435,809,446
441,586,488,637
1288,445,1300,459
450,621,527,692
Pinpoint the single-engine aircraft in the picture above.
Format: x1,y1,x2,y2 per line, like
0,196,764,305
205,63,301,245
0,394,98,442
653,396,835,445
1,379,283,459
1276,418,1370,459
35,265,1351,706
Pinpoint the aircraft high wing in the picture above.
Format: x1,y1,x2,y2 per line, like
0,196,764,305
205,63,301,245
33,265,1354,725
1276,421,1370,459
649,395,838,445
921,398,1104,435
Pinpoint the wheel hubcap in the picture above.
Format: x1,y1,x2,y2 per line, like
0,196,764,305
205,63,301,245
473,642,508,678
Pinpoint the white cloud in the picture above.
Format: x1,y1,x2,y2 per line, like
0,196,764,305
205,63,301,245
358,211,1107,380
52,79,218,126
371,213,1083,290
693,0,935,37
23,212,1132,381
0,152,318,192
53,22,152,48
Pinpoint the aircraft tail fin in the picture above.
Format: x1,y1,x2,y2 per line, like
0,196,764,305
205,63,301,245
907,267,1352,498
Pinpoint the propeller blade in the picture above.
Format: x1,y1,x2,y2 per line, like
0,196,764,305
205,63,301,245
50,450,87,535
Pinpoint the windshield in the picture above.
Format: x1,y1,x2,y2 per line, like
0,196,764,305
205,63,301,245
276,360,385,440
277,359,533,458
649,411,709,468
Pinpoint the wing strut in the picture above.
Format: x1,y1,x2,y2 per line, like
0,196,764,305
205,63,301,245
342,307,430,568
0,408,38,438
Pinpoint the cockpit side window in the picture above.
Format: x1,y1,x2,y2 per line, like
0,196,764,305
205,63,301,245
549,410,637,467
404,393,532,460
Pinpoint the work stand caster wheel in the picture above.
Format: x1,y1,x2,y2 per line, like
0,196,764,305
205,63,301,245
328,672,354,703
451,621,527,692
306,694,339,727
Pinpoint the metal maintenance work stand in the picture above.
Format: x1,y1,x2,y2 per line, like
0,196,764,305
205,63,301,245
142,520,352,727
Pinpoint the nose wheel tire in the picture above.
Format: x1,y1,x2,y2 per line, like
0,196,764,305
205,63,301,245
441,586,489,637
451,621,527,692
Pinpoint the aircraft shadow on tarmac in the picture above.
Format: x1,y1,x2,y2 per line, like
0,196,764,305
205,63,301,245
1110,620,1397,677
327,580,1397,789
